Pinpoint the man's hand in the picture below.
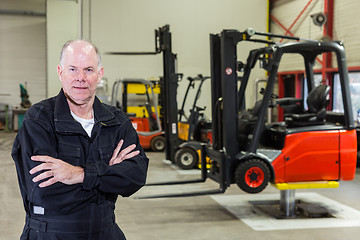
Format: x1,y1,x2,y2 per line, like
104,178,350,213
29,140,139,187
30,156,84,188
109,139,140,166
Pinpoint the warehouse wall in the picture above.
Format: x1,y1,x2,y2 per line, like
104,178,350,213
332,0,360,67
46,0,79,98
270,0,360,72
0,0,46,109
47,0,269,118
4,0,360,123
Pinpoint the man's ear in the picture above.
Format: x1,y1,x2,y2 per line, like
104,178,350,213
97,67,104,84
57,65,63,81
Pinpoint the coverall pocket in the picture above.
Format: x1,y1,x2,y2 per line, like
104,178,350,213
28,229,40,240
58,141,81,166
98,145,115,163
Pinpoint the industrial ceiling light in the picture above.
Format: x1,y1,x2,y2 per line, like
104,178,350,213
311,12,327,27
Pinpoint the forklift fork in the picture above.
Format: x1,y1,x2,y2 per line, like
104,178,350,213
136,144,227,199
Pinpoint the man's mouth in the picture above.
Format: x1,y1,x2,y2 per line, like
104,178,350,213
73,86,87,90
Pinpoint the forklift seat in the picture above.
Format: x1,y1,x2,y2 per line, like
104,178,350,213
237,100,264,147
284,84,330,127
145,102,159,131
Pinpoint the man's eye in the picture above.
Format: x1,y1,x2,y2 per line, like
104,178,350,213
69,68,76,72
86,68,93,72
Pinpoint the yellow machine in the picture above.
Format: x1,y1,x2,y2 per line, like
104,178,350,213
111,79,165,152
117,80,161,118
175,75,212,170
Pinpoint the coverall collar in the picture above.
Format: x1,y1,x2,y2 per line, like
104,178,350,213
54,89,120,134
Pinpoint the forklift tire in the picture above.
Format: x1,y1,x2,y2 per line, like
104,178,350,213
150,135,166,152
175,147,199,170
235,159,270,194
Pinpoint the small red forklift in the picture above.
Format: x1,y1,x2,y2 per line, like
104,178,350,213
107,25,180,157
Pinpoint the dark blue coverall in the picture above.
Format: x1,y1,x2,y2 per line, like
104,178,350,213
11,89,149,240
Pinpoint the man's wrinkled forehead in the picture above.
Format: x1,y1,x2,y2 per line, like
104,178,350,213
62,42,98,66
65,41,94,56
60,40,102,68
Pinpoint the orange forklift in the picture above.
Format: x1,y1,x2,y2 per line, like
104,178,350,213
206,28,356,194
142,28,357,199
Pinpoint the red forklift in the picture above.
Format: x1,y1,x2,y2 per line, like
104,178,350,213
206,28,356,194
141,28,357,198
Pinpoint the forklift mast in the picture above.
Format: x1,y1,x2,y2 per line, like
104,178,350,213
106,25,180,162
158,25,180,162
209,34,222,151
210,29,276,153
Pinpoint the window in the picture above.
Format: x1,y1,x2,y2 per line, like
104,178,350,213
303,74,323,110
333,72,360,122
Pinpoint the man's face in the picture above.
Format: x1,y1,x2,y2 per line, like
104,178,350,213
57,41,104,106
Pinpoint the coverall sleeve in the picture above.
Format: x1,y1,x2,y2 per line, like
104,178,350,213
83,119,149,197
12,117,99,214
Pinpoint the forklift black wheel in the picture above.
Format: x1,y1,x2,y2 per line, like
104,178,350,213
235,159,270,194
175,148,199,170
150,135,166,152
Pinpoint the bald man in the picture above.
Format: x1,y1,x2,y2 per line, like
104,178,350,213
12,40,149,240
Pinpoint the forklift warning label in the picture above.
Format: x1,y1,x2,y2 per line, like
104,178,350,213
225,67,232,75
172,123,177,134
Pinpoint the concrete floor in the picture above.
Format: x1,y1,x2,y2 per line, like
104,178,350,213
1,131,360,239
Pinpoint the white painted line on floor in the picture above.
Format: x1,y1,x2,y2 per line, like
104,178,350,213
177,169,201,175
211,192,360,231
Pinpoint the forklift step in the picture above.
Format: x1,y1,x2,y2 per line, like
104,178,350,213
271,181,339,190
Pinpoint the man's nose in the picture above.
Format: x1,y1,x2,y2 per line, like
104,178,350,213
76,70,86,81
